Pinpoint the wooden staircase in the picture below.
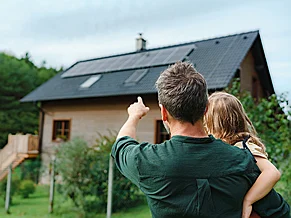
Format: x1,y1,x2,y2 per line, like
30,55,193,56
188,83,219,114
0,134,39,181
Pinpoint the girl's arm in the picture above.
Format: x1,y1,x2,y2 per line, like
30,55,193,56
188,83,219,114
242,157,281,218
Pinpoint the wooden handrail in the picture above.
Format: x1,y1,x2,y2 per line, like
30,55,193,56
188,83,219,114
0,134,39,172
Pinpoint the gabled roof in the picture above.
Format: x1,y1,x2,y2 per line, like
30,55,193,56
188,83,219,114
21,30,268,102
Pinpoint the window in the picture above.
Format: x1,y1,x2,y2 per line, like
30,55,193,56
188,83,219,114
155,120,170,143
124,69,149,86
52,120,71,141
80,75,102,89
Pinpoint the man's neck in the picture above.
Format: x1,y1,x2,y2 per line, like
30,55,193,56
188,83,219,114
169,120,208,138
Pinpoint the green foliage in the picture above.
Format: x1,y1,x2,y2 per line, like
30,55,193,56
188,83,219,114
225,78,291,203
0,52,60,148
55,133,144,216
19,157,42,184
18,180,36,198
0,176,20,204
275,155,291,202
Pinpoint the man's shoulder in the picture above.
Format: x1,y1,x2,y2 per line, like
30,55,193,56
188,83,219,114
207,137,248,155
112,136,157,154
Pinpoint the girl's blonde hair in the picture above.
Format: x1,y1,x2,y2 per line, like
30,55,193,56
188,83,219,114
204,92,265,150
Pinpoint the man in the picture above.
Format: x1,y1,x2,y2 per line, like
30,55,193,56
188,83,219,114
111,62,290,218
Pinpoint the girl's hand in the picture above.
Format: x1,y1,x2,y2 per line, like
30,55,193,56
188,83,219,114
242,201,252,218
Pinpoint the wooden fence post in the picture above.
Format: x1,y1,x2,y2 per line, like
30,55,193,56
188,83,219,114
106,155,114,218
5,164,12,214
49,157,56,213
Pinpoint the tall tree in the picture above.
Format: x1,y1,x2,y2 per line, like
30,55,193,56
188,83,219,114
0,52,60,148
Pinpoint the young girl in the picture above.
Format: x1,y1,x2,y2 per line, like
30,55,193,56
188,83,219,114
204,92,281,218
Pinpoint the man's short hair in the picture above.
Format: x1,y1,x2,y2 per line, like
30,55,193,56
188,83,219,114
155,62,208,124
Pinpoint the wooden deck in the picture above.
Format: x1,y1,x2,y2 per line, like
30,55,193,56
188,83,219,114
0,134,39,181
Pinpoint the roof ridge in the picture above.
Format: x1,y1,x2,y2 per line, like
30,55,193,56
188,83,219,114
75,30,259,64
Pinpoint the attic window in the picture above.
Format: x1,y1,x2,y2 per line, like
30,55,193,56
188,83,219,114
124,69,149,86
80,75,102,89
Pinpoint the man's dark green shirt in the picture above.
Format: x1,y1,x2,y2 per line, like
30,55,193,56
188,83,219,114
111,135,290,218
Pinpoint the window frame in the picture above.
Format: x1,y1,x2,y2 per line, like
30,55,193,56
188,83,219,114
124,69,149,86
80,74,102,89
52,119,71,142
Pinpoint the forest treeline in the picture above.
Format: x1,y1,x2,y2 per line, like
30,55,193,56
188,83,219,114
0,52,61,148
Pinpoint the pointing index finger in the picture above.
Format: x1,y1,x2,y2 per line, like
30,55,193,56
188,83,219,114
137,96,143,104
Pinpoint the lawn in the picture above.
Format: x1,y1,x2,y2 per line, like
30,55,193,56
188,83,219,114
0,185,151,218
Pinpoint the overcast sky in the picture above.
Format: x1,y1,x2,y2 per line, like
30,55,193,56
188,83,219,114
0,0,290,101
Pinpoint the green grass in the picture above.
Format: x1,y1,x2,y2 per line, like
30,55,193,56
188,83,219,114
0,185,151,218
94,204,151,218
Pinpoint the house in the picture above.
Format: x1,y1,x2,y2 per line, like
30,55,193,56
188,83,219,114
21,31,275,183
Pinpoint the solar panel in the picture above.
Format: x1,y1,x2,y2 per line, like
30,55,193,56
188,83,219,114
65,62,88,77
135,50,160,68
163,47,179,63
98,58,113,72
89,61,103,73
120,54,141,69
78,62,96,75
165,46,195,64
61,44,196,78
132,52,150,67
150,49,174,66
109,56,129,69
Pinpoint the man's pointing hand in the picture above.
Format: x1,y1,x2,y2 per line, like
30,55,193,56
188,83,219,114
128,97,150,119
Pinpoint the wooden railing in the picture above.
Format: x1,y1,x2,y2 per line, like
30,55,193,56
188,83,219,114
0,134,39,180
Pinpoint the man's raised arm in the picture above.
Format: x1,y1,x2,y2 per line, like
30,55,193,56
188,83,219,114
117,96,150,139
111,97,150,185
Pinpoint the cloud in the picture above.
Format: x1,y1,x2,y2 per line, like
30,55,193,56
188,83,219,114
10,0,246,42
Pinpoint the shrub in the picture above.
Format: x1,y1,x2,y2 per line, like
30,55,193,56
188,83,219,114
19,157,41,183
18,179,35,198
55,133,144,215
275,155,291,203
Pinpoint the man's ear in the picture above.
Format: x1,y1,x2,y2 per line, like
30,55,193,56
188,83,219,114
159,104,168,121
204,101,209,115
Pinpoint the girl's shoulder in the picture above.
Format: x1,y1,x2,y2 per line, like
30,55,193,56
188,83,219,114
234,141,268,159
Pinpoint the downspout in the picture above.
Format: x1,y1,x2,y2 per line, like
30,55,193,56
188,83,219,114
34,102,45,183
37,104,45,155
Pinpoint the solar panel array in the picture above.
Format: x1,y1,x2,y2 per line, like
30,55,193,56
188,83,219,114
61,44,196,78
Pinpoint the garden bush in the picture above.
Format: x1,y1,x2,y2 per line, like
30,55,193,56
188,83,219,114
55,132,144,215
19,179,35,198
